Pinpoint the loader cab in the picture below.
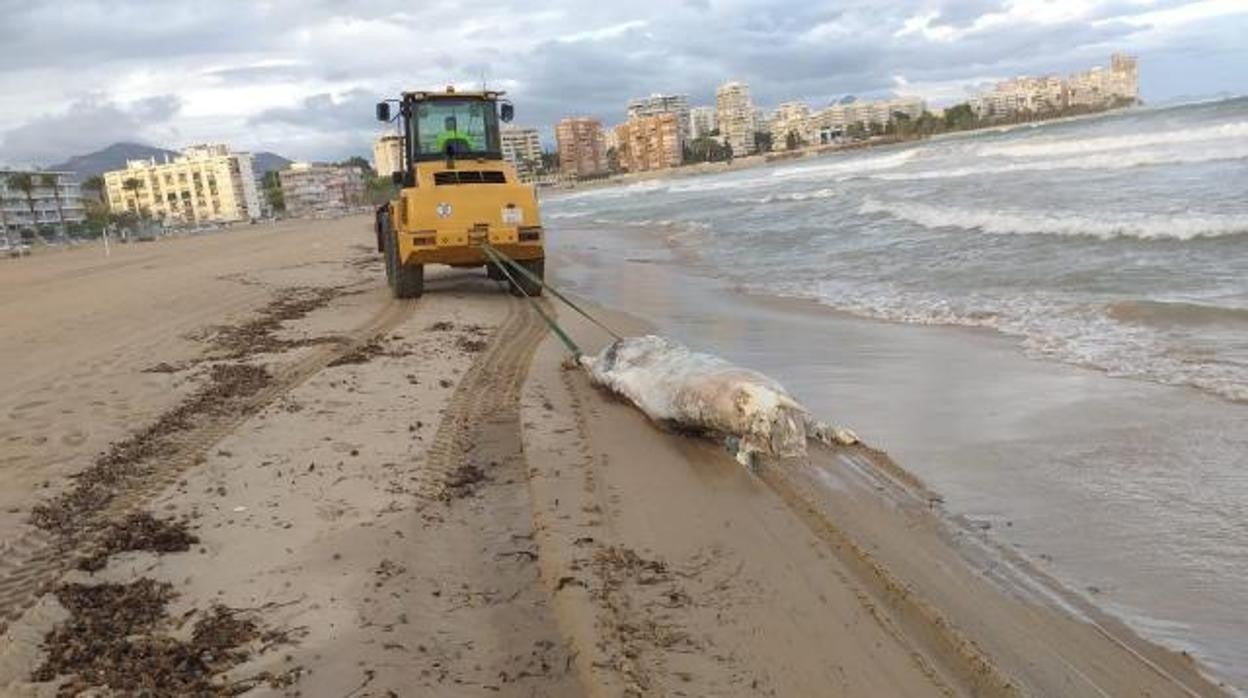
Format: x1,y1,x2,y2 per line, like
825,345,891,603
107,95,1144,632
376,89,514,184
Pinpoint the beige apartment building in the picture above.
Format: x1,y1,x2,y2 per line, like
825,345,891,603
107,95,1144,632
1069,53,1139,107
103,144,261,225
770,101,812,148
555,117,608,178
615,113,682,173
373,135,403,177
500,126,543,181
716,81,757,157
974,53,1139,117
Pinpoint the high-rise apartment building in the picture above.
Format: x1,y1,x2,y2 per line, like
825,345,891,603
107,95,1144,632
615,113,682,173
627,94,691,147
0,170,86,241
103,144,261,225
278,163,366,218
373,135,403,177
689,106,717,139
555,117,608,178
500,126,544,181
715,81,756,157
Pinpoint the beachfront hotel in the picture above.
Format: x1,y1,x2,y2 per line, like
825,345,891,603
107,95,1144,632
555,117,609,179
716,81,757,156
103,144,262,225
0,170,87,241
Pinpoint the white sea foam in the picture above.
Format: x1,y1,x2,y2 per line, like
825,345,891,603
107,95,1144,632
733,187,838,204
545,210,592,220
859,198,1248,240
755,278,1248,403
978,121,1248,158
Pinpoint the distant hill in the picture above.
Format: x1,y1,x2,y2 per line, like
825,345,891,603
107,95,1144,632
253,151,292,175
48,142,177,180
47,143,293,180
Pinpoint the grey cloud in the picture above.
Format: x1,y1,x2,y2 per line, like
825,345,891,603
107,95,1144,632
0,94,183,166
0,0,1244,165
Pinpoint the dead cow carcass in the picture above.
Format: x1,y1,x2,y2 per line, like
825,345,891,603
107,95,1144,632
581,335,831,464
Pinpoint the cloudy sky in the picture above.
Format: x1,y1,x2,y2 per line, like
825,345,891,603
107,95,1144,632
1,0,1246,166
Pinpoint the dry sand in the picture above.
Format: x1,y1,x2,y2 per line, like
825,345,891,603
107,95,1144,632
0,216,1231,696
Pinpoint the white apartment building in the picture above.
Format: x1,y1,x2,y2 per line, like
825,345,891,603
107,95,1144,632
689,106,717,139
627,94,692,147
716,81,757,157
0,170,87,241
373,134,403,177
500,126,544,180
103,144,261,225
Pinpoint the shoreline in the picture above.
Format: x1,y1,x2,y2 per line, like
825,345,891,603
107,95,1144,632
0,215,1236,696
546,221,1248,691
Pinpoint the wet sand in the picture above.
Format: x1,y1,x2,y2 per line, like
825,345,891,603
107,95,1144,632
0,215,1233,696
550,217,1248,691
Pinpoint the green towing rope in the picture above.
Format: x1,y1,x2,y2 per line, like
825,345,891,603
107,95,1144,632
481,243,623,341
480,244,589,358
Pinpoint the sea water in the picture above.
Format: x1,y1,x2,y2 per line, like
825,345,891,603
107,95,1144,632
545,97,1248,690
548,97,1248,404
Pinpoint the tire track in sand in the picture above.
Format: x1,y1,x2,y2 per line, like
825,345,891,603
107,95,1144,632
0,295,414,635
405,297,584,694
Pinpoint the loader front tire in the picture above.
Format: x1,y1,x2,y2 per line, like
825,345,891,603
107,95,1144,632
384,230,423,299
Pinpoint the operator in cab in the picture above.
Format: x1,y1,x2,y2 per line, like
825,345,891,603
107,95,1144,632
436,116,472,154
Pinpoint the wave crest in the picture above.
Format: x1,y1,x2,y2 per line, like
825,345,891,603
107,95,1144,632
859,198,1248,240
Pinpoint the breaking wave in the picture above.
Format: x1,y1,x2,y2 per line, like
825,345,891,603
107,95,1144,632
859,198,1248,240
978,121,1248,158
755,279,1248,403
770,149,919,181
870,142,1248,181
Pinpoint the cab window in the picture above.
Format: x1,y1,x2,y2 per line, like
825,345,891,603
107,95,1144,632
412,99,499,158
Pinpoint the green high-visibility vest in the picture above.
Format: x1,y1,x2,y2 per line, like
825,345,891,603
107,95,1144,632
436,129,472,151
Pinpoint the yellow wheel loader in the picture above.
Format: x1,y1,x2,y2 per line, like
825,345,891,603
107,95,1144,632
373,88,545,299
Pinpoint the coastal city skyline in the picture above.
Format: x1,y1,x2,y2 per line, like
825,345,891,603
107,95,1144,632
1,0,1246,167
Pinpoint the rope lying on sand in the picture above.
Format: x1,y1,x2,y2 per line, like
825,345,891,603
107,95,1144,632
483,244,857,465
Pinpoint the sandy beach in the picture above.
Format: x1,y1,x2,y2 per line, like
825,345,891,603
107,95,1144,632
0,215,1233,696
